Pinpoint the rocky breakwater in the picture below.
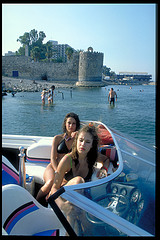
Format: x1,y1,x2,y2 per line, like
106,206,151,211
2,77,76,92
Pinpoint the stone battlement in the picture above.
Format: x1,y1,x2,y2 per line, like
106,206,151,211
2,48,104,87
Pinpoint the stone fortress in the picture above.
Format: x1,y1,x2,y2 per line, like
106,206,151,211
2,47,105,87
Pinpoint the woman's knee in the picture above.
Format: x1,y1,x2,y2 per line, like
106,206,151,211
73,176,85,185
45,179,54,187
43,163,55,181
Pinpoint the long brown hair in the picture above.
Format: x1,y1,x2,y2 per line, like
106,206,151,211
62,112,80,133
71,124,99,173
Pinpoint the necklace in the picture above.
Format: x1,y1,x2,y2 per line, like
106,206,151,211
64,134,72,141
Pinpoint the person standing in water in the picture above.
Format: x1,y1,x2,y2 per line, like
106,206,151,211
48,89,52,104
50,85,55,103
108,88,117,105
41,88,47,104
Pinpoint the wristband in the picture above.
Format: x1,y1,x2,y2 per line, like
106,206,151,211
101,166,108,173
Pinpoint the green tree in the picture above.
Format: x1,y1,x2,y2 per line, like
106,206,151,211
16,46,25,56
30,46,41,62
38,31,46,43
29,29,38,45
40,44,47,60
17,32,30,46
17,29,46,57
103,66,111,76
45,41,54,60
110,71,116,79
65,47,74,60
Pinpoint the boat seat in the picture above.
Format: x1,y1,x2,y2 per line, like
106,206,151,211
25,162,48,185
2,184,65,236
2,142,49,187
99,145,118,168
25,138,53,185
2,155,19,186
25,141,118,185
26,138,53,163
91,145,118,182
97,124,114,145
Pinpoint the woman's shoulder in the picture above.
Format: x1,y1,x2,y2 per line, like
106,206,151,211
65,152,72,160
52,133,65,145
54,133,64,140
58,153,72,170
61,153,72,166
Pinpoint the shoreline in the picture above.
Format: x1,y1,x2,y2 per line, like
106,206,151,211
2,76,76,92
2,76,156,93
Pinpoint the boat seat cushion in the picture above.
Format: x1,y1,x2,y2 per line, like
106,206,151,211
33,229,59,236
25,139,53,184
99,145,117,161
97,124,114,145
2,156,19,186
26,138,53,163
25,162,48,185
2,184,65,236
99,145,118,169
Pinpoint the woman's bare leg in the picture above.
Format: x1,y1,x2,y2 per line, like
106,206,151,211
36,163,55,201
57,177,85,235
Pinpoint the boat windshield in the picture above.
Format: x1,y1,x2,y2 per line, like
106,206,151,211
59,127,155,236
110,127,155,165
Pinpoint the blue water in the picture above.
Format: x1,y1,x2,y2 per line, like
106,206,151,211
2,84,156,147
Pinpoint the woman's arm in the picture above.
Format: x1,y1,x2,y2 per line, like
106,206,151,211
50,154,71,195
96,152,110,178
97,152,110,168
50,135,62,170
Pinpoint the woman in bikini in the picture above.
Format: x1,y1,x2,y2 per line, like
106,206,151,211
36,112,80,202
48,124,110,235
48,124,110,201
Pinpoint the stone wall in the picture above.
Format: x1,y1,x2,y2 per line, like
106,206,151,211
2,50,104,84
2,53,79,82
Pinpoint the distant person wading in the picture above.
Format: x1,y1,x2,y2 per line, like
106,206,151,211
108,88,117,106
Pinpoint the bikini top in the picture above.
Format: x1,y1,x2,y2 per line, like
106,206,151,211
65,155,92,182
57,138,71,154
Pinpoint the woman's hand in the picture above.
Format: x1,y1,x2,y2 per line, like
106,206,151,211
71,131,78,138
96,167,108,179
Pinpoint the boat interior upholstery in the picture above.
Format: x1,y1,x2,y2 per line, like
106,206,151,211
2,139,118,201
2,184,65,236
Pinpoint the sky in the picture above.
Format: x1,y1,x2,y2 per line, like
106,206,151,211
2,3,156,80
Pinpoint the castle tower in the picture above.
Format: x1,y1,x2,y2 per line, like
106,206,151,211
76,47,105,87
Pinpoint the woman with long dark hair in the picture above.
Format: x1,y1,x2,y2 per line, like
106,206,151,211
48,124,110,235
36,112,80,202
48,124,109,200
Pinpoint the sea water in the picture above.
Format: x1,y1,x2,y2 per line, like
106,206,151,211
2,84,156,148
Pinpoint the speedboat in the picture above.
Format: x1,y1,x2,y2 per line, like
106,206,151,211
2,120,155,236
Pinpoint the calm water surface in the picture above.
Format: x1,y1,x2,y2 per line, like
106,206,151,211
2,84,156,148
